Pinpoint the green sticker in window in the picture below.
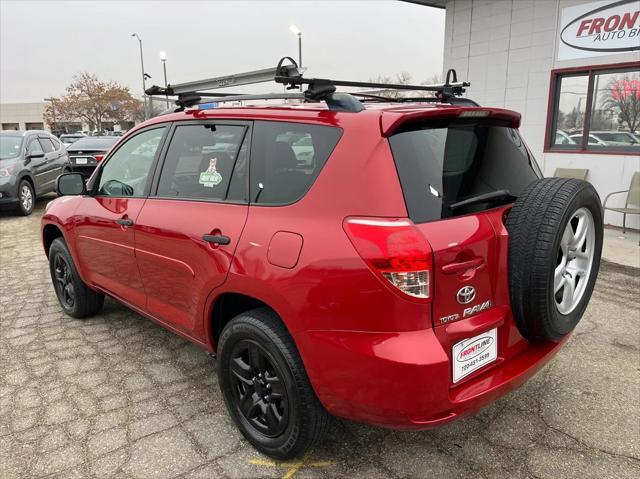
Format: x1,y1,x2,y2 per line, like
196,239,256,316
199,158,222,187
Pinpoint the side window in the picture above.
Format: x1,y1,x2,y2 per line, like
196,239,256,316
97,127,166,197
156,124,246,201
27,138,44,155
250,121,342,205
50,137,62,150
39,138,55,153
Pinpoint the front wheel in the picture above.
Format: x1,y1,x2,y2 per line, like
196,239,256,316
49,237,104,318
16,179,35,216
217,308,330,459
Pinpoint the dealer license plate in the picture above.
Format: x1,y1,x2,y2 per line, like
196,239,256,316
75,157,88,164
452,328,497,383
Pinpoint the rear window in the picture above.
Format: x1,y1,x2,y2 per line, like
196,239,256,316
250,121,342,205
389,120,541,223
68,137,117,150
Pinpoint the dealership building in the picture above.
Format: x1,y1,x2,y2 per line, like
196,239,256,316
411,0,640,228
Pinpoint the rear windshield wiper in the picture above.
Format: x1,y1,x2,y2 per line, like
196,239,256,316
449,189,514,210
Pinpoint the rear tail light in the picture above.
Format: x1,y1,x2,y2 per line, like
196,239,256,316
343,217,433,300
94,155,104,162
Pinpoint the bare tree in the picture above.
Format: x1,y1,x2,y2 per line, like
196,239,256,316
44,73,142,132
367,72,414,99
366,72,444,99
600,76,640,133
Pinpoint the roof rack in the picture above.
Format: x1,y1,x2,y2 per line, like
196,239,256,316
145,57,471,113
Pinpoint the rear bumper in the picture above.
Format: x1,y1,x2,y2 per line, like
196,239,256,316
299,312,568,429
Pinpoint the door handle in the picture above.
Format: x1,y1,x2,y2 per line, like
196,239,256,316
116,218,134,227
441,257,484,274
202,234,231,245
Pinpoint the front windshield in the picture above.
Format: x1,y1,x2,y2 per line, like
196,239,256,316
0,136,23,160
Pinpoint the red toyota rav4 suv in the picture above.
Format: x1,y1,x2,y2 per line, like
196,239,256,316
42,65,603,459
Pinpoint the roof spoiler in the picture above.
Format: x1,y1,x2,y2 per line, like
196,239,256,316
380,107,522,136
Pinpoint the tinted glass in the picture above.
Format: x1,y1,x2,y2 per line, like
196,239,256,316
389,121,540,223
27,138,44,155
0,136,23,159
250,121,342,204
552,75,588,149
156,124,246,201
39,138,55,153
98,127,166,197
68,138,118,151
588,70,640,150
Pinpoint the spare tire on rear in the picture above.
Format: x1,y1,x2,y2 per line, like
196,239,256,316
506,178,603,341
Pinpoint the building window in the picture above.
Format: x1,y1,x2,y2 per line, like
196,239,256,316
548,64,640,154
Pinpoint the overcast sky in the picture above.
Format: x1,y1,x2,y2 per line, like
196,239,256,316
0,0,444,103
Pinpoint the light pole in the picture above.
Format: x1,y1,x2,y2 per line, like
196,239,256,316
131,33,148,119
159,51,169,109
44,97,57,134
289,25,302,68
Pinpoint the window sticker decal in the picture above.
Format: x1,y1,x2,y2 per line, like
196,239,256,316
199,158,223,187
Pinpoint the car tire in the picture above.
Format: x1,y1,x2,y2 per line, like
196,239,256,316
49,237,105,318
217,308,330,459
16,179,35,216
506,178,603,341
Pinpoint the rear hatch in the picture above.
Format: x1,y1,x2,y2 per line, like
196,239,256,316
387,114,542,384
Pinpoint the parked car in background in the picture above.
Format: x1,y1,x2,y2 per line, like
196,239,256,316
555,130,576,145
59,133,86,147
66,136,119,177
0,131,70,215
570,133,608,146
589,131,640,147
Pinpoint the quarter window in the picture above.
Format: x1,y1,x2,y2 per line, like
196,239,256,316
156,124,247,201
97,127,166,197
548,65,639,153
250,121,342,205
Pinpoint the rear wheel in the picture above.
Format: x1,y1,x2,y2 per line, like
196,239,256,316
49,237,104,318
217,308,330,459
506,178,603,340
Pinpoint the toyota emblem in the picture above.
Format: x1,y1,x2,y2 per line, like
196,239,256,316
457,286,476,304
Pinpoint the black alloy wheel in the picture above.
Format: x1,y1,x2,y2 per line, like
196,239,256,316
53,254,75,309
48,237,104,318
218,308,330,459
229,339,289,437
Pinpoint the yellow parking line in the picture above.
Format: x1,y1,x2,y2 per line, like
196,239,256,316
249,452,335,479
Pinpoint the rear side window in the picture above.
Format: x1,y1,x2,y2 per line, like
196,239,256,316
389,121,541,223
156,124,247,201
250,121,342,205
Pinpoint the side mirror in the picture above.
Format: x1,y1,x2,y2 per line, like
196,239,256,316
57,172,86,196
27,151,45,159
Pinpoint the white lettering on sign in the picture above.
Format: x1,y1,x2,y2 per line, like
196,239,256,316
558,0,640,60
